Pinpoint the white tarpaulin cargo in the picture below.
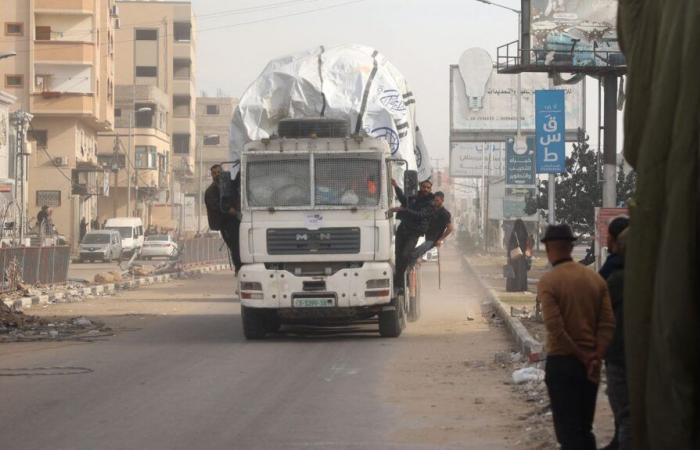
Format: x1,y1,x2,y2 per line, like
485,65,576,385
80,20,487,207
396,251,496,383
230,44,432,181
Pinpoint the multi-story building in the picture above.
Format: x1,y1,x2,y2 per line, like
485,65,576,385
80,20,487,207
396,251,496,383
98,0,196,231
188,96,237,232
0,0,118,247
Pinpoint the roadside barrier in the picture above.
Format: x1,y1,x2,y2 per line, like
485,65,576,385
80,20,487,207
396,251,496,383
179,235,230,266
0,246,71,292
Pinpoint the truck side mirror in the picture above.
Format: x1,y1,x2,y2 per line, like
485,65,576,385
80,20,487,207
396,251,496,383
403,170,418,197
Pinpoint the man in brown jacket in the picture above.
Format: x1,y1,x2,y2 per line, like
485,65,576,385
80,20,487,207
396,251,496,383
538,224,616,450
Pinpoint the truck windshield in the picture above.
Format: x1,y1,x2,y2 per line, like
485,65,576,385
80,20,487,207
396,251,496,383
106,226,133,238
247,158,311,207
315,157,380,206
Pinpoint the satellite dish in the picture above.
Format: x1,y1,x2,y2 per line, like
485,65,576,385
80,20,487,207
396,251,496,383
458,48,493,111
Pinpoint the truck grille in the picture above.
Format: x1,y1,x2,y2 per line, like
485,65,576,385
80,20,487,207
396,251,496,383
267,228,361,255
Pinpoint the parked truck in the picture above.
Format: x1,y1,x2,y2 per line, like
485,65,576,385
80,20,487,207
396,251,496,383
228,45,431,339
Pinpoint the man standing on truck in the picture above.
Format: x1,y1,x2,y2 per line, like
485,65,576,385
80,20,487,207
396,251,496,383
409,191,453,264
204,164,242,274
389,178,434,293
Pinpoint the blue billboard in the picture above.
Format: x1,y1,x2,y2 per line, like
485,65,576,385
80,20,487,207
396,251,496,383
505,136,535,186
535,90,566,174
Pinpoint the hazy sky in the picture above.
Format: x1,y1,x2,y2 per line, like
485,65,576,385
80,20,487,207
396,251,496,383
193,0,522,162
192,0,615,164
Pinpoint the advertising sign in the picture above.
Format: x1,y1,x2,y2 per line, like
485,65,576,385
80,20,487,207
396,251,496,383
449,142,505,178
529,0,625,69
450,65,582,138
505,136,535,186
503,187,536,219
535,90,566,174
594,207,629,269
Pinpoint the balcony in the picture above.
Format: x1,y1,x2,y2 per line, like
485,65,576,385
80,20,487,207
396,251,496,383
173,77,195,96
30,92,95,116
173,41,195,61
34,41,94,64
35,0,95,14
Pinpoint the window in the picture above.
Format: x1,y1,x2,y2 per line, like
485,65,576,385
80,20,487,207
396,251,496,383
134,103,155,127
135,66,157,77
315,157,381,206
203,135,220,146
35,26,51,40
135,146,157,169
173,59,191,79
206,104,219,115
173,22,191,42
5,22,23,36
135,29,158,40
98,154,125,170
5,75,23,88
173,134,190,154
173,95,190,117
114,108,121,117
27,130,48,149
36,190,61,207
247,157,311,207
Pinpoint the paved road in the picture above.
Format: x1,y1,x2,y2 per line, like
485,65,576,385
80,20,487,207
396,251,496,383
1,247,530,450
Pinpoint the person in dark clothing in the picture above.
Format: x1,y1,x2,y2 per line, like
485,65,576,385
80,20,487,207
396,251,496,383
506,219,530,292
91,218,100,231
37,205,49,230
388,178,434,292
79,217,88,242
204,164,242,273
409,191,453,264
599,217,631,450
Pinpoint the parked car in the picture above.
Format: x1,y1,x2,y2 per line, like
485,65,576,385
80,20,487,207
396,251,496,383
140,234,178,260
79,230,122,263
104,217,144,257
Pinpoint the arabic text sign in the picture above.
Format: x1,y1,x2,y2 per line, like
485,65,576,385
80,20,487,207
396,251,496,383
449,142,505,178
535,90,566,174
505,136,535,185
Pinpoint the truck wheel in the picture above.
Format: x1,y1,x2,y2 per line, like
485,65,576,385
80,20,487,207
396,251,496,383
242,306,267,340
379,295,405,338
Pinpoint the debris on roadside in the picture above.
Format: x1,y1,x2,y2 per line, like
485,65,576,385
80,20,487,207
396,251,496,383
512,367,545,384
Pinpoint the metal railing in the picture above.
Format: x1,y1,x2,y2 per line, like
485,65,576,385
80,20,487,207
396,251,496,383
178,235,230,266
0,245,71,293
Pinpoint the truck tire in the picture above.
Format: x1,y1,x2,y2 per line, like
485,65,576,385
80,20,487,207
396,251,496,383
379,295,405,338
242,306,267,340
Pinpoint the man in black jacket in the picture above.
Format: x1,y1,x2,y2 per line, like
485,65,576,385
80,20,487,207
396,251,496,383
600,217,631,450
389,178,434,293
204,164,242,273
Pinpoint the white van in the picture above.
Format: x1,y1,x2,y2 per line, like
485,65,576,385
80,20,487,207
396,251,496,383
104,217,144,257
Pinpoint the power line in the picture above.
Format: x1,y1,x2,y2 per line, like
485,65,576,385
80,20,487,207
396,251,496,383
2,0,365,55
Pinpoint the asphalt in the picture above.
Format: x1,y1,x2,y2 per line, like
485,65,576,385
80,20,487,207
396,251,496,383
0,249,525,450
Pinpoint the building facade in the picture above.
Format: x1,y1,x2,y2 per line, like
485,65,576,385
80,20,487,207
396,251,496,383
97,0,196,232
0,0,118,247
189,96,236,232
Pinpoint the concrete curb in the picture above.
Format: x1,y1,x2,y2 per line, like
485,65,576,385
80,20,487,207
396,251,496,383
463,256,543,359
2,262,231,313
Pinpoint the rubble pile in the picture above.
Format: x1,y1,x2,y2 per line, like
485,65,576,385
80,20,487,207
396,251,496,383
0,302,110,343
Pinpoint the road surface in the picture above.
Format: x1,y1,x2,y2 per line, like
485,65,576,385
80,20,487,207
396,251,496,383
1,247,535,449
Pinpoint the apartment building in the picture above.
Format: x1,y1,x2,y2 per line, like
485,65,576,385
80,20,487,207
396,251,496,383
97,0,196,231
187,96,237,232
0,0,118,247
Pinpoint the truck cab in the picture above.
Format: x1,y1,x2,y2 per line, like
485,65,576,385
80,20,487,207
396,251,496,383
236,118,420,339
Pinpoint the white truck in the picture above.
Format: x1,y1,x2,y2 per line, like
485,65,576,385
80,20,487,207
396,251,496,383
235,118,421,339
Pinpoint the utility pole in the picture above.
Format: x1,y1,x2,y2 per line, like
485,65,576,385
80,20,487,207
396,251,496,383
11,111,32,244
602,74,618,207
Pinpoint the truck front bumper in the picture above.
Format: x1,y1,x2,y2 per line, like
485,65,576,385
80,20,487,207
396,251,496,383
238,262,393,309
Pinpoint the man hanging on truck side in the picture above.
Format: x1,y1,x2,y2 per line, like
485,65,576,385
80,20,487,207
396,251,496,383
204,164,242,274
389,178,435,293
409,191,453,264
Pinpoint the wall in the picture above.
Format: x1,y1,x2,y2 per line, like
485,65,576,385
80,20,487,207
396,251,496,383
35,13,94,42
34,64,92,93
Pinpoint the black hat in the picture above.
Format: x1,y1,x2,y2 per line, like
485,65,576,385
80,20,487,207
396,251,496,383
608,216,630,239
541,224,578,243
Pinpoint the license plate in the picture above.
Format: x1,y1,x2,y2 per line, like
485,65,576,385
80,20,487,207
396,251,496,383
293,297,335,308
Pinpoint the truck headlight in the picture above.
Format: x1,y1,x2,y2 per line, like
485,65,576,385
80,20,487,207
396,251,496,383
240,282,262,291
366,279,390,289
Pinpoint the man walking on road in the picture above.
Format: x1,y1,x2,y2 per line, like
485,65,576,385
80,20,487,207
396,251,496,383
409,191,452,264
538,224,615,450
388,178,434,293
599,217,631,450
204,164,242,274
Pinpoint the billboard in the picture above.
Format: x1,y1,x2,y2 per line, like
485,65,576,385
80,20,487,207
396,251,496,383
450,56,582,141
529,0,625,69
535,90,566,174
505,136,535,186
450,142,505,178
504,187,537,219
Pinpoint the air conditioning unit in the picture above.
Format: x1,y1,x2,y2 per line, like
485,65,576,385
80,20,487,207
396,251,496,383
53,156,69,167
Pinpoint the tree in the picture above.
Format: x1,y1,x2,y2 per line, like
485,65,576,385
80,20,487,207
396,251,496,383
525,129,602,235
616,159,637,206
